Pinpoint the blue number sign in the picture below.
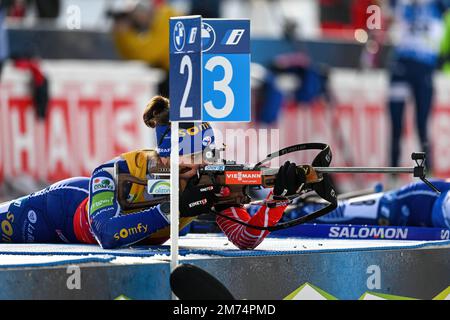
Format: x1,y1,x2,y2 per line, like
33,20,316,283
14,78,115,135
202,19,251,122
169,17,251,123
169,16,202,121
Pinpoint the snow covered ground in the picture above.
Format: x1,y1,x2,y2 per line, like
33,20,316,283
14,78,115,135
0,234,448,268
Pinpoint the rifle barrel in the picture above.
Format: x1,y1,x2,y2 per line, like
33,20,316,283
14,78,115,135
313,167,414,174
261,167,415,175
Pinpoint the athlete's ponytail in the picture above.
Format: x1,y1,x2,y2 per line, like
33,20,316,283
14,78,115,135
143,95,170,128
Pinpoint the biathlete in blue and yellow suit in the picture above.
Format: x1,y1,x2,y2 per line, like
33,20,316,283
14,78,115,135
0,150,175,249
0,96,304,249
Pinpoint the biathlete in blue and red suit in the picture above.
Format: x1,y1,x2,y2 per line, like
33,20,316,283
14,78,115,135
0,96,302,249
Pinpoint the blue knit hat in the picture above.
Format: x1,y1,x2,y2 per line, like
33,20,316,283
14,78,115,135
156,122,215,157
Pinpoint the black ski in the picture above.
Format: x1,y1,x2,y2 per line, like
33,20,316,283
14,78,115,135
170,264,235,300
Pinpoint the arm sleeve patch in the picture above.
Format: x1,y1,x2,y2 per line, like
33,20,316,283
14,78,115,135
90,191,114,214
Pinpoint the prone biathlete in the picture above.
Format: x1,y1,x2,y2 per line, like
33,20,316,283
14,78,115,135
141,96,303,250
287,179,450,229
0,96,304,249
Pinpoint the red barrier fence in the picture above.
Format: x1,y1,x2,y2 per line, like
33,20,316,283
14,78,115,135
0,61,161,186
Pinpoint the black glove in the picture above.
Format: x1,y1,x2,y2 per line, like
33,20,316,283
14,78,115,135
180,178,217,217
273,161,306,197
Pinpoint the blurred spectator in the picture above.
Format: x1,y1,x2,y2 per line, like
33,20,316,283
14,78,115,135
6,0,26,18
320,0,377,38
110,0,178,96
35,0,60,19
252,53,329,125
13,58,49,121
439,6,450,72
386,0,447,175
190,0,220,18
6,0,60,19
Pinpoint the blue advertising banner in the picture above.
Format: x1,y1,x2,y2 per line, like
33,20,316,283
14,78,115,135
169,16,202,121
201,19,251,122
270,223,450,241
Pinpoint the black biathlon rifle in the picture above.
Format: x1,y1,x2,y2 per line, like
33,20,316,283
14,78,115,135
145,143,440,232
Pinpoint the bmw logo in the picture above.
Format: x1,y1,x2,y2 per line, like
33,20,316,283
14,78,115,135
201,22,216,52
173,21,186,52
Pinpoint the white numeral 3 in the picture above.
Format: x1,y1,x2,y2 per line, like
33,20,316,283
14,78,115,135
204,56,234,118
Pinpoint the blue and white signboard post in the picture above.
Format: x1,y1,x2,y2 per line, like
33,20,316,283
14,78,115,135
169,16,250,274
169,16,202,274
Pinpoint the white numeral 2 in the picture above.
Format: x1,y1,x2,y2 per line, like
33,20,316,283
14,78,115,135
180,55,193,118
